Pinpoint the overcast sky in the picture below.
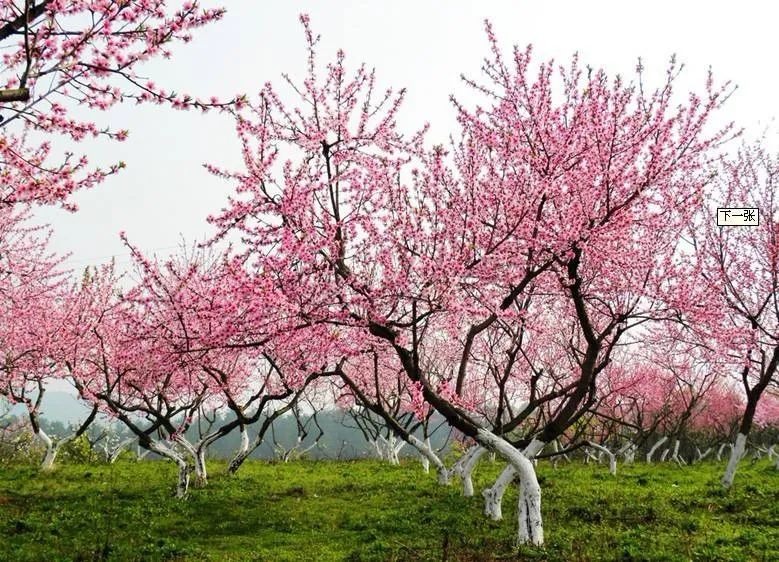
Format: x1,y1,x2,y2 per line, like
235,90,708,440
33,0,779,275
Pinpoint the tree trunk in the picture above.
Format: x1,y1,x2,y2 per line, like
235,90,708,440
36,428,57,471
477,431,544,546
193,447,208,487
482,439,545,522
226,426,251,475
723,392,760,488
646,436,667,463
660,448,670,462
722,433,747,489
621,443,637,464
670,439,686,466
369,439,384,460
148,442,191,498
391,436,405,464
461,447,487,497
586,442,616,476
109,437,135,464
407,435,449,484
694,447,713,463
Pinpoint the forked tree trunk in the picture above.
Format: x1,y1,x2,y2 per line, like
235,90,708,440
148,442,191,498
620,443,637,464
477,432,544,546
35,428,58,471
694,447,713,463
451,445,481,492
390,436,405,464
173,437,203,487
109,437,136,464
369,439,384,460
646,436,668,463
482,439,545,523
226,425,251,475
586,442,616,476
670,439,686,466
378,435,401,464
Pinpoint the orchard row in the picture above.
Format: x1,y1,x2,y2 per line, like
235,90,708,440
0,5,777,546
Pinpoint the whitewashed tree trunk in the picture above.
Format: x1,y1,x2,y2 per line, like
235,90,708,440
172,436,202,485
148,442,190,498
617,441,633,462
477,431,544,546
694,447,713,463
482,439,545,523
419,437,431,473
451,445,479,478
670,439,686,466
646,436,668,463
391,437,405,464
36,428,57,471
660,448,670,462
586,442,616,476
716,442,731,462
109,437,135,464
483,464,515,521
461,447,487,497
377,435,399,464
551,440,559,469
194,448,208,486
722,433,748,489
370,439,384,460
407,435,449,485
386,435,399,464
584,448,598,464
227,426,251,475
623,443,637,464
136,443,151,461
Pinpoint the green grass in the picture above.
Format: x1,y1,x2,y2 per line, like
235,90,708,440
0,457,777,561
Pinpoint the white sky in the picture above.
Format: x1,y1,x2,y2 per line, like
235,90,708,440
33,0,779,274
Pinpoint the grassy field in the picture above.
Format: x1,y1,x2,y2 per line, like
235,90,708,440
0,456,777,561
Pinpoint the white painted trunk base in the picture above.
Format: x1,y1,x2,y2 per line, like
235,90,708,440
477,432,544,546
482,439,545,523
722,433,747,489
407,435,449,485
646,436,668,464
587,442,617,476
461,447,487,497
